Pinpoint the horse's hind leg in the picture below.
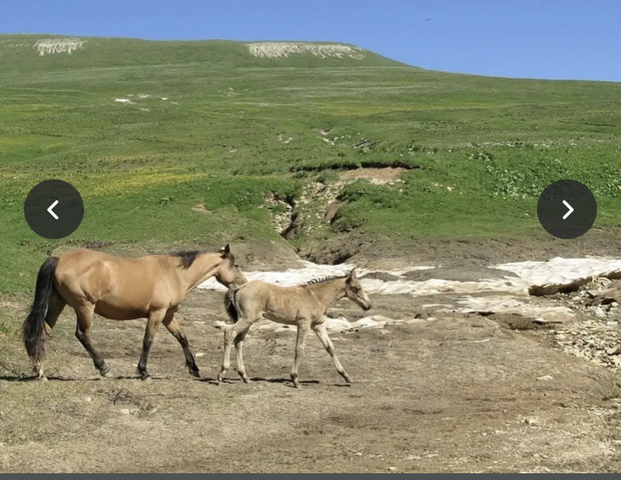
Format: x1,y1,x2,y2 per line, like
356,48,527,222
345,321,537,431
163,315,200,378
137,309,166,380
34,291,66,380
313,322,352,384
44,291,66,334
74,304,112,378
291,322,310,389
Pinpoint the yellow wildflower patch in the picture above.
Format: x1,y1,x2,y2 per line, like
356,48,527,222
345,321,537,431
73,169,207,197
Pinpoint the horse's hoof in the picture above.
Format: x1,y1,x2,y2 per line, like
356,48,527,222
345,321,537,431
100,366,113,378
139,372,151,381
190,369,201,379
37,375,48,382
237,370,250,383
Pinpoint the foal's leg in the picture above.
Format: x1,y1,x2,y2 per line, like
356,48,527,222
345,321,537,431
234,328,251,383
217,316,254,384
74,304,112,378
163,314,200,378
137,309,166,380
313,322,352,384
34,292,67,380
291,321,311,389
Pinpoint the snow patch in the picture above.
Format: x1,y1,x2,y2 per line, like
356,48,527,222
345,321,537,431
216,315,421,334
494,257,621,295
200,256,621,332
455,295,575,324
200,258,621,298
246,42,365,60
199,260,434,293
35,38,85,56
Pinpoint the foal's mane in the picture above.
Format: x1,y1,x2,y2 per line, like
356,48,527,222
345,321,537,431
304,274,348,286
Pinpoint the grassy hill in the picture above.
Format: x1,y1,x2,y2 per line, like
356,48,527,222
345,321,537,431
1,34,621,296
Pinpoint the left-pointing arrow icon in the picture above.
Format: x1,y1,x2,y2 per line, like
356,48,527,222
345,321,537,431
562,200,574,220
47,200,59,220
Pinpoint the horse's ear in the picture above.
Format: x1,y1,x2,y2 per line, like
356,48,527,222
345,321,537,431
221,244,230,258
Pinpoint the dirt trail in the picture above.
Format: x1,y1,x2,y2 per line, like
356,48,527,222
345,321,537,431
1,246,621,473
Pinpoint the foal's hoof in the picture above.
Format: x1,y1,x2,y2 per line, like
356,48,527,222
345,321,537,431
340,371,353,384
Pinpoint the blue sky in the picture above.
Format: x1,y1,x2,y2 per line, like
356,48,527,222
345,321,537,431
1,0,619,81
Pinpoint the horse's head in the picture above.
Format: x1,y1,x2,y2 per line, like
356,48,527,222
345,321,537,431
214,245,248,288
344,268,372,311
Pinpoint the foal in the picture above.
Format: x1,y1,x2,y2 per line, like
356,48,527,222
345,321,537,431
23,245,247,380
216,269,372,388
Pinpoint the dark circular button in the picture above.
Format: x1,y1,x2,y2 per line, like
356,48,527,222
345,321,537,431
537,180,597,240
24,180,84,239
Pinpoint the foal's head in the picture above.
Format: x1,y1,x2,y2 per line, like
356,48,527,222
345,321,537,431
215,245,248,288
344,269,372,311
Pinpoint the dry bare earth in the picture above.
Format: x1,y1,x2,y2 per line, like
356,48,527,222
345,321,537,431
1,246,621,473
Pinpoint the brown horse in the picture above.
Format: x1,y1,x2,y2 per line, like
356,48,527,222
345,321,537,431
215,269,372,388
23,245,247,381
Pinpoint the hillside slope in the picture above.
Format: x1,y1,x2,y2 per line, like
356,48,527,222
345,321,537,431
1,34,621,293
0,34,410,72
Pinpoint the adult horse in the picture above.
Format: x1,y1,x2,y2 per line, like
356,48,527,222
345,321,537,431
23,245,247,381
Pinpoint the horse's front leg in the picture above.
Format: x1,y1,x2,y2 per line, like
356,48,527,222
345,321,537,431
163,313,200,378
137,309,166,380
291,321,311,389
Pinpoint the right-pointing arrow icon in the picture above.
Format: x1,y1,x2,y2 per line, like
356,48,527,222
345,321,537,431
562,200,574,220
47,200,59,220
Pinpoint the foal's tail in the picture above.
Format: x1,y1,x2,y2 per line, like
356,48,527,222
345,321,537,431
22,256,59,366
224,287,240,323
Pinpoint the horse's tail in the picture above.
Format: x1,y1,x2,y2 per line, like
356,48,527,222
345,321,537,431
224,287,240,323
23,256,59,366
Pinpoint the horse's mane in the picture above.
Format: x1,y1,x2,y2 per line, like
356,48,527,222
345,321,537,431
304,274,348,286
167,249,235,270
168,250,201,269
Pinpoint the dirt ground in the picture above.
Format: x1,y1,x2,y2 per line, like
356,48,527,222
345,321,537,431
301,227,621,268
1,237,621,473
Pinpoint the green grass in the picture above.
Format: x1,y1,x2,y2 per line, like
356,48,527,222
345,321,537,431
1,34,621,296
